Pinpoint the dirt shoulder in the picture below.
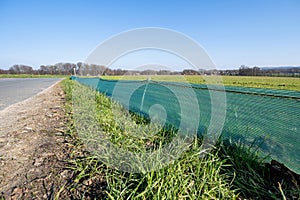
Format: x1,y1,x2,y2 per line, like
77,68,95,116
0,81,73,199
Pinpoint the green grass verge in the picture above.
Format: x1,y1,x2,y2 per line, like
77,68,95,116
102,75,300,91
0,74,67,78
60,79,297,199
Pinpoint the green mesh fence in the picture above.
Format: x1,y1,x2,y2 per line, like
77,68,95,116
71,76,300,174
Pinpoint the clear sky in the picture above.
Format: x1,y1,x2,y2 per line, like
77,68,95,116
0,0,300,70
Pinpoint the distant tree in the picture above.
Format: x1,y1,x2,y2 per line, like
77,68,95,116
39,65,46,74
103,68,113,75
157,70,171,75
9,65,20,74
238,65,249,76
170,71,182,75
9,64,33,74
56,62,76,75
141,70,157,75
89,64,106,76
21,65,33,74
252,66,260,76
113,68,127,75
0,69,7,74
239,65,255,76
76,62,83,75
182,69,200,75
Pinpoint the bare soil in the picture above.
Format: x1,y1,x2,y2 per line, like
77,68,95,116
0,82,73,199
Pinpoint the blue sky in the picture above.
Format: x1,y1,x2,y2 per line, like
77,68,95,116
0,0,300,70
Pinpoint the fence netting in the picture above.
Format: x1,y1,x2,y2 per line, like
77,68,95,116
71,76,300,174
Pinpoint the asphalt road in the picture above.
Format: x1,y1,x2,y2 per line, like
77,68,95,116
0,78,62,110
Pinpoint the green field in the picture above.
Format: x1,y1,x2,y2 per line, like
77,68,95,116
102,75,300,91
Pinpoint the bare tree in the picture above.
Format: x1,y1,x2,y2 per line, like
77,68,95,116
9,64,33,74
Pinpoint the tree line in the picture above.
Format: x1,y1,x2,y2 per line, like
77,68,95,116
0,63,299,77
219,65,300,77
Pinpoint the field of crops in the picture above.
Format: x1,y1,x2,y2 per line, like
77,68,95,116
103,75,300,91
